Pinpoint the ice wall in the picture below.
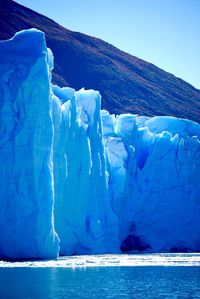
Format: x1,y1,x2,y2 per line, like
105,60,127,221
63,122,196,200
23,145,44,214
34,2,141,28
103,114,200,252
0,29,59,259
0,29,200,259
52,87,119,255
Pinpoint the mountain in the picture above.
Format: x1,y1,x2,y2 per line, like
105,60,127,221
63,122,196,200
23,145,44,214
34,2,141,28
0,0,200,122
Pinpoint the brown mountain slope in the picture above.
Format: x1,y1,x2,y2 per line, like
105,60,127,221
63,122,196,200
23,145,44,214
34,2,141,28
1,0,200,122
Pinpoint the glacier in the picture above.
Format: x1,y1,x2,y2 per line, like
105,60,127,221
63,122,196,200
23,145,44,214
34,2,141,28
0,29,200,260
0,29,59,259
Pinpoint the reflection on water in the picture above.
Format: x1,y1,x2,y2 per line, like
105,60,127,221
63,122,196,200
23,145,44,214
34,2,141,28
0,265,200,298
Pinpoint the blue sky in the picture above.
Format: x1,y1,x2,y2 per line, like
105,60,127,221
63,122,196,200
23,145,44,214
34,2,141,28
16,0,200,89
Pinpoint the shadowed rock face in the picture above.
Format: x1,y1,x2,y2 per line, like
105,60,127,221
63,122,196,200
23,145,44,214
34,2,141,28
0,0,200,123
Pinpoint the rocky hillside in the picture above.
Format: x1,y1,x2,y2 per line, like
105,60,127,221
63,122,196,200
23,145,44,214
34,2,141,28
0,0,200,122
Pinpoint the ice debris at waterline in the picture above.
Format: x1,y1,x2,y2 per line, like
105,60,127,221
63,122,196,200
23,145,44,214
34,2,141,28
0,29,200,260
1,254,200,267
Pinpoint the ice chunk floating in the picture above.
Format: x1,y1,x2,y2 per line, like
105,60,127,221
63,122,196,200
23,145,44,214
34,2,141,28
0,29,199,259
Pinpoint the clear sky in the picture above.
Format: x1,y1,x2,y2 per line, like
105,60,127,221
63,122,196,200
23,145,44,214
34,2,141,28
16,0,200,89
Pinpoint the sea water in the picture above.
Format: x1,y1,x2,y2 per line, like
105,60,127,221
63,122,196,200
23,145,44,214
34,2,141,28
0,254,200,298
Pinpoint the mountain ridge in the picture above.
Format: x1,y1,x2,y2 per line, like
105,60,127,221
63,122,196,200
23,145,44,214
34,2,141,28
0,0,200,122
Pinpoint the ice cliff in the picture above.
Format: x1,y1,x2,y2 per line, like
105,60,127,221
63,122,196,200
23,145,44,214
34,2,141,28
0,29,199,259
0,30,59,259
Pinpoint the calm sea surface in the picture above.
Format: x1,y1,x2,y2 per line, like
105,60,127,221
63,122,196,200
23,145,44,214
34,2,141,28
0,254,200,298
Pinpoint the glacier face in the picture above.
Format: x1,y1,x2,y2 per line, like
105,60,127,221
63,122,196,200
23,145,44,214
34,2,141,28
0,29,200,259
52,88,119,255
0,29,59,259
104,114,200,252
